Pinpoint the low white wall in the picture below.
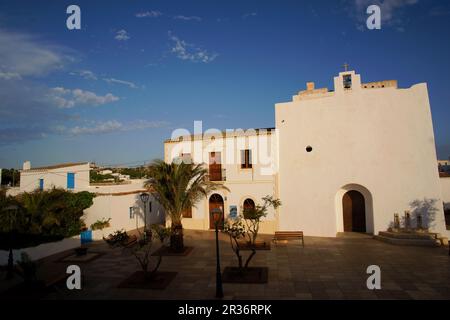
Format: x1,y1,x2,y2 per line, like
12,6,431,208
5,187,21,197
83,181,165,233
92,227,115,240
441,177,450,204
0,235,80,265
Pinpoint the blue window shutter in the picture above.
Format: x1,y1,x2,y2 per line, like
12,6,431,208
67,173,75,189
39,179,44,190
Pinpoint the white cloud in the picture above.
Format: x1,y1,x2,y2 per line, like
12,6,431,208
173,15,202,22
242,12,257,19
70,70,138,88
136,11,163,18
58,119,169,136
0,28,73,78
50,87,119,108
0,71,21,80
115,29,130,41
72,69,97,80
103,77,138,89
429,6,450,16
168,32,218,63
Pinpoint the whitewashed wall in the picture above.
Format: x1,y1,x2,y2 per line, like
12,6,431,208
0,236,80,265
20,163,90,192
164,131,278,233
82,180,165,235
441,177,450,204
276,71,448,237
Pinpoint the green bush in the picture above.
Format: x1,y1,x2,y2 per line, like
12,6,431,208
0,188,95,250
103,229,129,247
90,217,111,230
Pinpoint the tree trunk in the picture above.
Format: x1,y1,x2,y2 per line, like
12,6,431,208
6,247,14,280
170,224,184,252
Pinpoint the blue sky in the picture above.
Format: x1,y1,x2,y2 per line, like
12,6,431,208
0,0,450,168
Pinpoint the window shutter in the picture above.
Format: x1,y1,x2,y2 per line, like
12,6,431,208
67,173,75,189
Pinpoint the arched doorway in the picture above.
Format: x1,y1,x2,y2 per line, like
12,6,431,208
342,190,366,232
243,198,255,211
209,193,224,229
243,198,256,219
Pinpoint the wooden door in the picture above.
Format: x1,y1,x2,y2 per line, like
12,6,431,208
343,190,366,232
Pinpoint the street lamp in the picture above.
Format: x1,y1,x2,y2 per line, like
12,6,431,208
5,204,18,280
212,207,224,299
139,193,150,234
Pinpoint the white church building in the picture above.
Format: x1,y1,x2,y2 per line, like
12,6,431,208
165,70,450,238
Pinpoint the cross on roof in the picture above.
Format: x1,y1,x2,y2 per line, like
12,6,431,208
343,63,349,72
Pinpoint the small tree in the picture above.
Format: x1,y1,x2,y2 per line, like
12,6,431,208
242,196,281,246
104,226,169,279
223,195,281,270
223,218,249,269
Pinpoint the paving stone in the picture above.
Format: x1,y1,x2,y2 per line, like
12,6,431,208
2,230,448,300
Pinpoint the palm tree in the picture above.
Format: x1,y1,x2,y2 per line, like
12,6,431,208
145,160,226,252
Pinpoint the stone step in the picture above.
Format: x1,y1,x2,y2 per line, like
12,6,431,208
336,232,373,239
436,236,448,246
378,231,437,240
374,235,440,247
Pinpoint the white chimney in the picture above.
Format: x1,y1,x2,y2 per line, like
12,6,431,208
23,161,31,170
306,82,315,91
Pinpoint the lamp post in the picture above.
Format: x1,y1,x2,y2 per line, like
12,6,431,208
212,207,224,299
140,193,150,235
5,204,18,280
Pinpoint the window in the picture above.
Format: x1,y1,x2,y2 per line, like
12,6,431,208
129,207,135,219
182,207,192,218
240,149,252,169
181,153,192,164
39,179,44,191
210,152,221,164
243,198,256,219
343,74,352,89
67,172,75,189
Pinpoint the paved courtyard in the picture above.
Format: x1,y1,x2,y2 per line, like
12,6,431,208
3,230,450,300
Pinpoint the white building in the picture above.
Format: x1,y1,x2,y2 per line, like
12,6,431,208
165,128,277,233
165,70,450,238
19,161,91,192
16,161,164,236
83,179,165,237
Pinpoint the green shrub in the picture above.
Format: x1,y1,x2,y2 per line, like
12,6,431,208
0,188,95,250
103,229,129,247
90,217,111,230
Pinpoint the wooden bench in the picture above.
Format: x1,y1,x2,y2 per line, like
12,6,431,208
273,231,304,247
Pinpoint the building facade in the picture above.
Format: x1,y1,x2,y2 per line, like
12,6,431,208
165,70,450,238
19,161,91,192
164,128,278,233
